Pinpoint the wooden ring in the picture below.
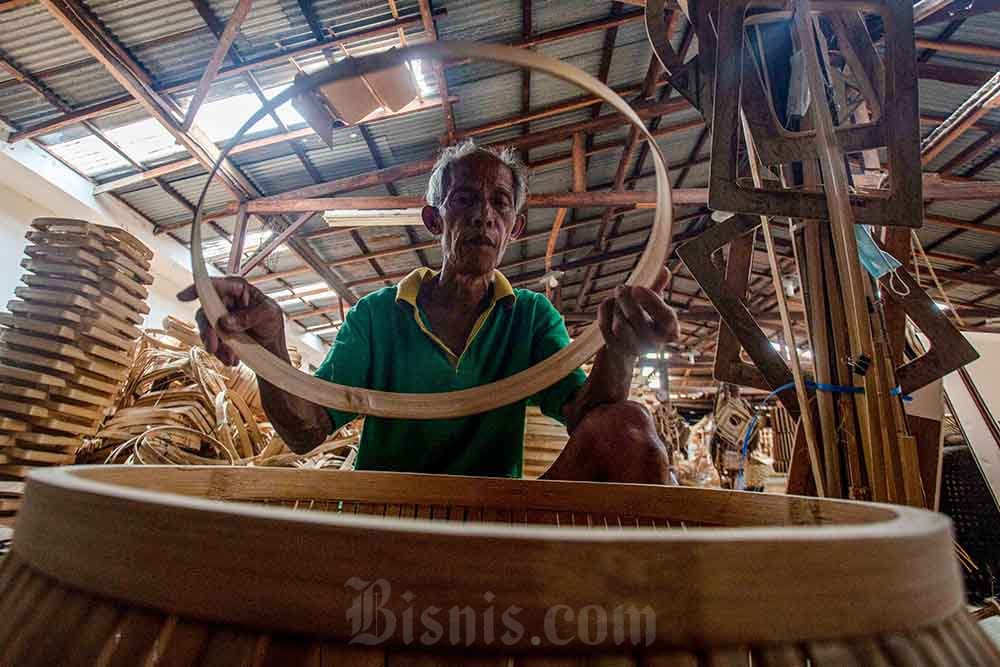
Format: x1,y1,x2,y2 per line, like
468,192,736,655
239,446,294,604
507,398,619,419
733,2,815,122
191,42,675,418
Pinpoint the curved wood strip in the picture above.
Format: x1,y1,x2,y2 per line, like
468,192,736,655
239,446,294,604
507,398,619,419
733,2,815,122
880,633,931,667
639,651,699,667
197,628,257,666
98,608,167,666
0,571,47,650
909,626,954,665
10,465,966,652
705,647,750,667
2,581,67,664
951,612,1000,662
929,620,974,665
840,639,891,667
190,42,674,419
60,596,123,666
754,644,807,667
806,640,864,666
31,582,93,665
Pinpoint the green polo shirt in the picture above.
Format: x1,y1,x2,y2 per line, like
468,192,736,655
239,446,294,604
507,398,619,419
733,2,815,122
314,268,586,478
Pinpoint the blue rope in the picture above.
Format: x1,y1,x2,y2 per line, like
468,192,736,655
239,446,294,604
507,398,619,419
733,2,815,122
734,379,911,489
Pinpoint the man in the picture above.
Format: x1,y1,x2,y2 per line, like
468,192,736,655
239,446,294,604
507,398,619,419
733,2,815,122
180,141,679,483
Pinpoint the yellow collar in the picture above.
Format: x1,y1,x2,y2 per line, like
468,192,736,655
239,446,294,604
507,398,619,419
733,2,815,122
395,268,515,308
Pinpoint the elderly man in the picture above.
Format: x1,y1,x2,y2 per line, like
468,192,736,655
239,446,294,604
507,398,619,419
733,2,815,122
180,141,679,483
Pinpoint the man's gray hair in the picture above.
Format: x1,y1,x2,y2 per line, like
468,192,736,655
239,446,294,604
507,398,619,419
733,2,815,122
425,139,529,213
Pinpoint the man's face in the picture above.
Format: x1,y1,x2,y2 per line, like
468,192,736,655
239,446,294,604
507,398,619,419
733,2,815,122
422,153,526,277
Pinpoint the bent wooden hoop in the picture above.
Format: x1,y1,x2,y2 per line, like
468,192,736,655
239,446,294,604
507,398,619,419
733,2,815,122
6,465,994,663
190,42,674,419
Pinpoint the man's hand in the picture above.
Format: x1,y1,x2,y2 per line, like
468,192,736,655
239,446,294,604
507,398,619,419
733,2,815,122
597,266,679,359
177,276,286,366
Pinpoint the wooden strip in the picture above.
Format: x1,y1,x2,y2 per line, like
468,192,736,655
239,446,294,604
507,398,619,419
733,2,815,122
704,647,750,666
881,633,932,667
0,572,50,649
190,41,674,419
197,627,258,666
95,608,164,666
2,579,68,664
754,644,807,666
0,312,76,340
319,644,386,667
7,446,77,464
28,580,93,665
639,651,700,666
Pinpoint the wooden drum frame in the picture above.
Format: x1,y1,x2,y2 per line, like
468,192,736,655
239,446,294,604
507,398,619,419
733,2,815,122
190,42,674,420
2,465,997,664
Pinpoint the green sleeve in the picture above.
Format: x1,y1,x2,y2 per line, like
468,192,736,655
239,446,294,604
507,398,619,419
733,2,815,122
313,299,372,429
527,295,587,425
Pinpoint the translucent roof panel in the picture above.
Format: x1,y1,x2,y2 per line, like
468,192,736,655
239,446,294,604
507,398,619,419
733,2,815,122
47,134,131,176
102,118,185,166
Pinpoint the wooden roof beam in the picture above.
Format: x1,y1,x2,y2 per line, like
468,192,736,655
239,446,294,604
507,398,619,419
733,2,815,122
181,0,252,131
922,71,1000,166
417,0,456,142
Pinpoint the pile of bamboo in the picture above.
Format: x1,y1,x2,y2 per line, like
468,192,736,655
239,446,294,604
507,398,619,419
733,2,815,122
0,219,153,513
79,318,359,471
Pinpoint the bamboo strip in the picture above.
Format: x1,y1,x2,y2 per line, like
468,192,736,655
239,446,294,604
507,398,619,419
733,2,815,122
191,42,674,419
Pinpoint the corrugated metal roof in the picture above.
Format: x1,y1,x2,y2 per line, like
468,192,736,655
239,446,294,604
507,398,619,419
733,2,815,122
4,0,999,319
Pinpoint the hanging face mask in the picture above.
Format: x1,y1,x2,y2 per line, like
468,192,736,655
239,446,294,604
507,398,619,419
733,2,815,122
855,225,910,296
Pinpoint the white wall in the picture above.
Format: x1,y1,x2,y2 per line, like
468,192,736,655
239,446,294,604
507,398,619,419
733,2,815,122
0,140,329,370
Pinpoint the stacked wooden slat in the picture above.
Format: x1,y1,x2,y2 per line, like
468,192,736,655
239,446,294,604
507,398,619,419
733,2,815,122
0,218,153,513
522,406,568,479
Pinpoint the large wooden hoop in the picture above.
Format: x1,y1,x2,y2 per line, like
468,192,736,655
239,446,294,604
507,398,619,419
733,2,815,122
191,43,674,418
9,466,970,654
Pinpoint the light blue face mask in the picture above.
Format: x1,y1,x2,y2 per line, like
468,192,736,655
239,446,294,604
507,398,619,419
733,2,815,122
855,225,899,279
855,225,910,296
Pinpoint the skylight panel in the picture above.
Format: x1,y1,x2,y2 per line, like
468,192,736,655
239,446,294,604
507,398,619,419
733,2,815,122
191,92,278,143
102,118,184,165
47,135,130,176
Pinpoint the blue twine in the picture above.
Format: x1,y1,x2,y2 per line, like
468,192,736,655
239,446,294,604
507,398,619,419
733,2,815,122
734,379,912,489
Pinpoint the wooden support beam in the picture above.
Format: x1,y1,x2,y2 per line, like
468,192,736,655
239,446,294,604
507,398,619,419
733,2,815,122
917,62,996,88
238,212,316,276
92,98,449,194
937,129,1000,175
510,8,643,48
417,0,456,142
913,0,957,23
5,11,441,141
182,0,253,130
40,0,256,198
914,38,1000,59
0,1,36,11
922,72,1000,166
240,189,710,214
453,77,670,142
928,269,1000,289
922,173,1000,200
227,206,249,274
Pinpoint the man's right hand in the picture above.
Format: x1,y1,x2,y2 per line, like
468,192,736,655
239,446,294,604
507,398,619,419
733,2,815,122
177,277,286,367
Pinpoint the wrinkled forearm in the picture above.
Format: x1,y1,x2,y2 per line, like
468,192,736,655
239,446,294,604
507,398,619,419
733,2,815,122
259,343,333,454
562,346,636,433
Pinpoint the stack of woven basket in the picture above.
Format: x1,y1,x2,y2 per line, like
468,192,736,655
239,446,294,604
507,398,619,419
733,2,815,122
0,218,153,513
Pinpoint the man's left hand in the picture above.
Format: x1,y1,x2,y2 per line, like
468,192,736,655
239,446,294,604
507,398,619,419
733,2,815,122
597,266,679,359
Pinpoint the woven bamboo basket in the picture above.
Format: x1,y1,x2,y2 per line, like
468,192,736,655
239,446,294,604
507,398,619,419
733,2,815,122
1,465,996,665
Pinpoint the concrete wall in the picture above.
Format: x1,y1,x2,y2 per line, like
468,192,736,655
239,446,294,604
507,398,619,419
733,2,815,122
0,140,329,370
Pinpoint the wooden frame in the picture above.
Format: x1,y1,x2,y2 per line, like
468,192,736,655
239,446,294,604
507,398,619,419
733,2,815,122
676,215,799,412
708,0,923,227
4,464,991,663
190,42,675,419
